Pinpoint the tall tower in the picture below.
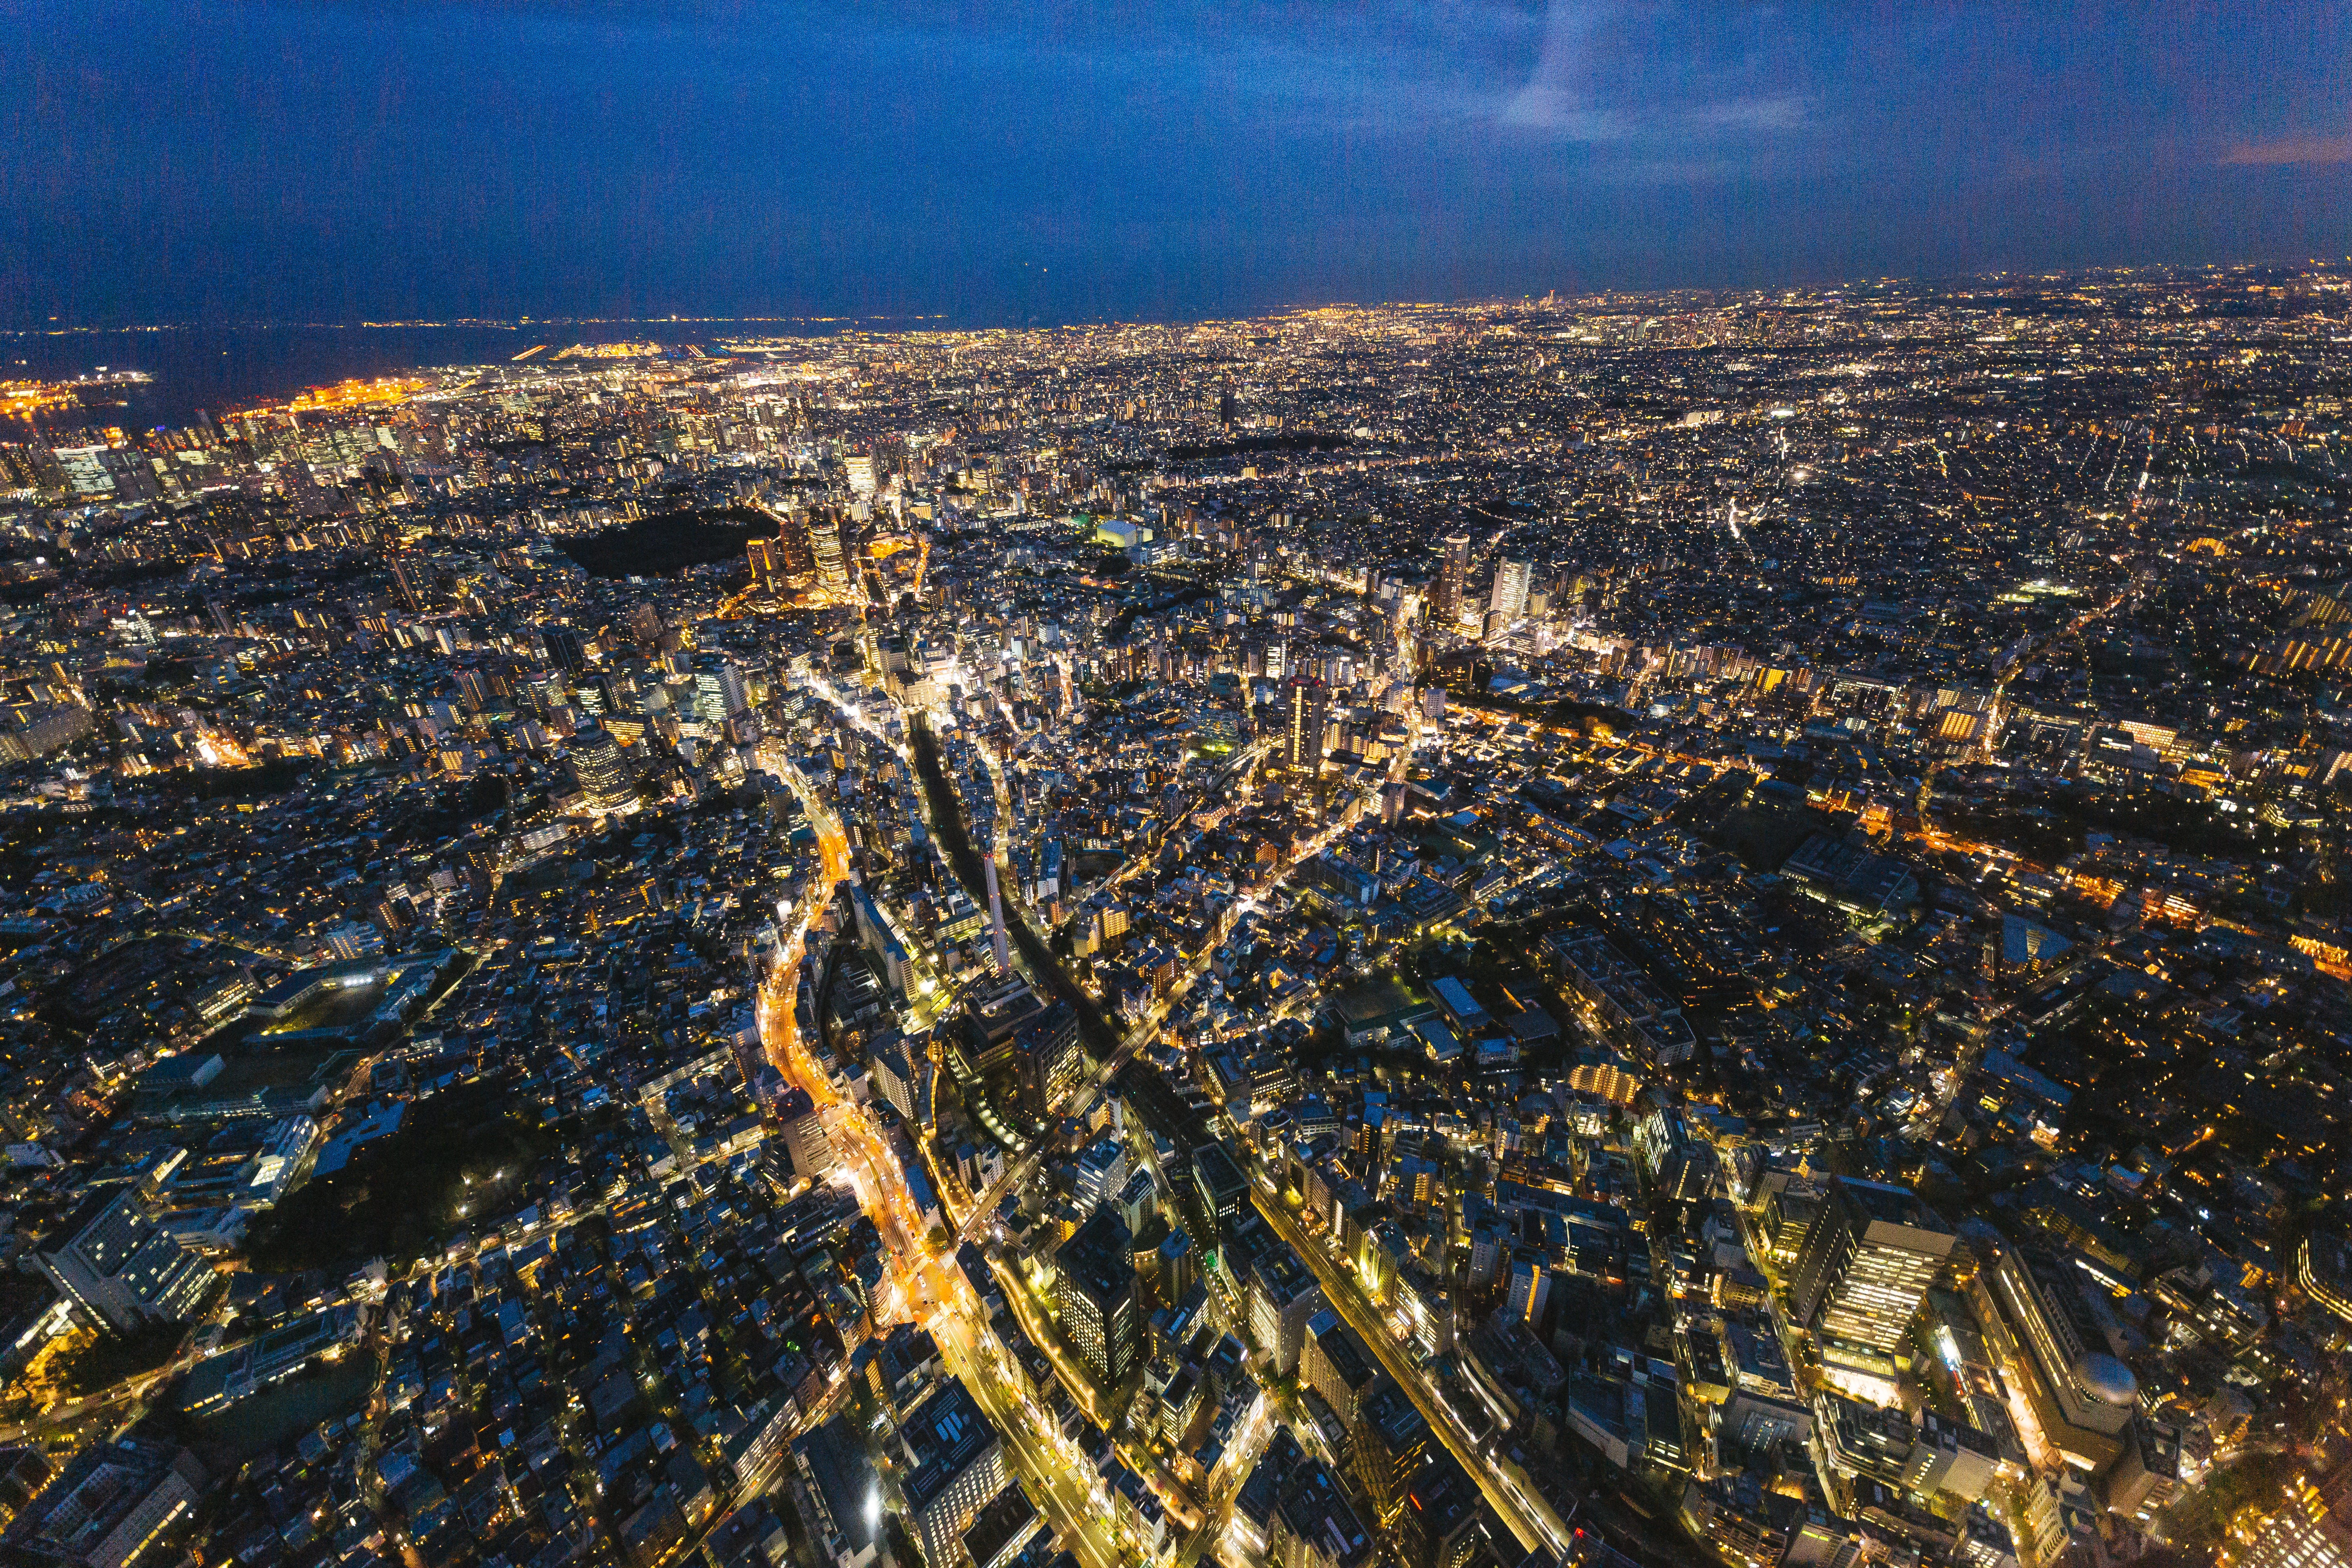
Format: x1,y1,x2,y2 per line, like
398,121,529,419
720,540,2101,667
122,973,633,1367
1435,534,1470,624
390,552,425,613
1787,1178,1955,1377
1282,675,1329,776
984,857,1012,976
1488,558,1532,623
808,510,853,599
567,725,636,814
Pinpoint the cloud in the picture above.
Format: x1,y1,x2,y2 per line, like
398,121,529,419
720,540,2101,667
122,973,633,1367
1499,0,1618,136
1688,95,1806,135
2220,131,2352,167
1496,0,1807,154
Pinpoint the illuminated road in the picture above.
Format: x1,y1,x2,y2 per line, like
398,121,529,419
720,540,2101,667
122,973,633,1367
1252,1184,1570,1559
772,672,1368,1568
761,719,1132,1568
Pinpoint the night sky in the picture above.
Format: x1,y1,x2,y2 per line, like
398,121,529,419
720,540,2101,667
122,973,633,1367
4,1,2350,327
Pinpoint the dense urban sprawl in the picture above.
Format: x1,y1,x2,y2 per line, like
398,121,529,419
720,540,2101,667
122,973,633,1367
0,267,2347,1568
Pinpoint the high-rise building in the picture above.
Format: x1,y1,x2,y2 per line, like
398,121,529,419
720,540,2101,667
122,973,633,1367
844,453,878,498
810,512,854,597
1350,1379,1429,1530
1435,535,1470,624
1503,1250,1549,1326
1248,1250,1325,1376
1282,675,1329,776
1393,1452,1483,1568
898,1378,1007,1568
1054,1209,1140,1386
1155,1229,1197,1305
33,1187,214,1335
775,1087,837,1180
1487,558,1532,623
0,1438,205,1568
775,519,815,580
1786,1178,1955,1378
567,725,636,814
1075,1137,1130,1214
1115,1169,1159,1238
716,661,751,719
2234,1462,2352,1568
1263,1450,1374,1568
1969,1235,2138,1473
390,552,426,612
870,1039,922,1124
1190,1142,1249,1238
1301,1309,1382,1428
1011,1000,1083,1121
543,626,588,673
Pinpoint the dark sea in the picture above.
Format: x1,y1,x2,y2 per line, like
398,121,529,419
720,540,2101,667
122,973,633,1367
0,318,895,434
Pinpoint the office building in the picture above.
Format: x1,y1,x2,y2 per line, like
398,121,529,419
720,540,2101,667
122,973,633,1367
1969,1236,2138,1474
1785,1178,1954,1379
1302,1310,1382,1428
1435,535,1470,624
2235,1462,2352,1568
1190,1142,1248,1235
1394,1453,1483,1568
1011,1001,1083,1122
1282,675,1330,776
1155,1229,1197,1306
1504,1251,1549,1327
1075,1136,1129,1215
870,1038,921,1124
1487,558,1531,624
1250,1250,1325,1376
810,512,854,597
1350,1379,1429,1529
1265,1452,1373,1568
568,724,636,813
0,1438,205,1568
960,1484,1042,1568
33,1187,214,1336
1115,1168,1160,1238
898,1379,1007,1568
775,1087,837,1181
791,1415,882,1568
1054,1209,1141,1386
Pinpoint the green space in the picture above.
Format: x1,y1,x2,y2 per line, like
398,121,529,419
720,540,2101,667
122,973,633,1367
244,1078,557,1272
558,503,778,578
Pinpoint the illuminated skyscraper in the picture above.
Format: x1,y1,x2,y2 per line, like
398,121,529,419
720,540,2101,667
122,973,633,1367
1282,675,1329,776
1054,1209,1140,1385
809,512,853,598
2235,1463,2352,1568
1435,534,1470,624
390,552,425,612
1970,1234,2137,1472
1786,1177,1955,1379
899,1379,1009,1568
568,724,636,813
1351,1380,1430,1530
1487,558,1531,623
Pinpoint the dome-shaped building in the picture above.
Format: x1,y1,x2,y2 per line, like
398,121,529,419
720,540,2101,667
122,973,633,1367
2074,1351,2137,1411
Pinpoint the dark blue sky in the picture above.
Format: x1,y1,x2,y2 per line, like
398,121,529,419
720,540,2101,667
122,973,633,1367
4,1,2349,327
